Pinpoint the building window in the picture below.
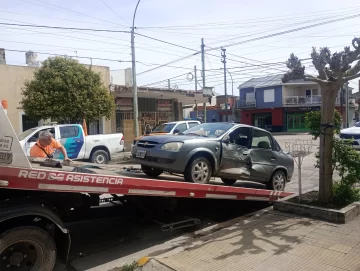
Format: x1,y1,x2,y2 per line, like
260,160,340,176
263,89,275,103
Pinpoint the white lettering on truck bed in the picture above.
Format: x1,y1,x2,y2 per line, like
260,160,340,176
18,170,123,185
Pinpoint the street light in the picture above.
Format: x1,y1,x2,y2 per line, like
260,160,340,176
131,0,141,137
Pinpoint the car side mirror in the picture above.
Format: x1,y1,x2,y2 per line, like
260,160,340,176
173,129,180,134
28,136,37,142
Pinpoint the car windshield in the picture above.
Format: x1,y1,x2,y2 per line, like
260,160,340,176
152,123,176,133
182,123,233,138
18,128,37,141
355,122,360,127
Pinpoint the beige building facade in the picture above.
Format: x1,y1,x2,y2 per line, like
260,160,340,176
0,51,114,135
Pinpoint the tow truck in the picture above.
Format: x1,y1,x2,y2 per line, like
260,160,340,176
0,106,294,270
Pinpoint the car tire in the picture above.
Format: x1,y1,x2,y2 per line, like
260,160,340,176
91,150,109,164
141,165,163,177
184,157,212,184
0,226,56,271
267,170,286,191
221,178,237,185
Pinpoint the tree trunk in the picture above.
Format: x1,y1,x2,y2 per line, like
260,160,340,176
318,86,338,202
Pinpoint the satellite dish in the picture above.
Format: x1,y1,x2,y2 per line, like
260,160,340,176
186,72,194,81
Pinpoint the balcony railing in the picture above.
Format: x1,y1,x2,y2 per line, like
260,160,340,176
283,95,321,106
238,99,256,108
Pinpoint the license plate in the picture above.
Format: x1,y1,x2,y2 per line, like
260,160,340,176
136,150,146,158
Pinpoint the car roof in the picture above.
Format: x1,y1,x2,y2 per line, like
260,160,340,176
197,122,271,133
166,120,199,124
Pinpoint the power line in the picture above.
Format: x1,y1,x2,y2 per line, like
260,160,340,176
137,53,199,76
0,22,130,33
3,48,132,63
19,0,125,27
137,6,360,29
205,13,360,52
0,9,119,27
100,0,129,26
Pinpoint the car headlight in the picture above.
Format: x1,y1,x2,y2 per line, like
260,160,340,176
161,142,183,151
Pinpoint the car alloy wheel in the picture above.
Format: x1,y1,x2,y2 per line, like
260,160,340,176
191,160,210,184
268,170,286,191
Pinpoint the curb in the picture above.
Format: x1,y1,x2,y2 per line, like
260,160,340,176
134,206,274,270
136,257,175,271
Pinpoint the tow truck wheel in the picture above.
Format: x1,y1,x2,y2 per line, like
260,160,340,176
0,226,56,271
267,170,286,191
221,178,237,185
141,165,163,177
184,157,212,184
91,150,109,164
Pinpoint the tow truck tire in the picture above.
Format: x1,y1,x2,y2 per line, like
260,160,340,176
221,178,237,185
91,150,109,164
141,165,163,177
0,226,56,271
267,170,286,191
184,157,212,184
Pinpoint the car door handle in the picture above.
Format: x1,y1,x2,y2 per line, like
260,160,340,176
271,157,276,160
75,140,81,143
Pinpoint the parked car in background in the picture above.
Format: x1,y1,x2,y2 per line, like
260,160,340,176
132,122,294,191
18,124,124,164
339,122,360,150
131,120,201,151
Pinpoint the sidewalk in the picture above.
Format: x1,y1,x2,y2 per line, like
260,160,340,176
139,208,360,271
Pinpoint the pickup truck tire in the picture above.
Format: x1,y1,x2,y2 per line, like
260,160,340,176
91,150,109,164
221,178,237,185
267,170,286,191
0,226,56,271
141,165,163,177
184,157,212,184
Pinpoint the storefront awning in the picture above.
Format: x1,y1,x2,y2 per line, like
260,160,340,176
110,85,209,105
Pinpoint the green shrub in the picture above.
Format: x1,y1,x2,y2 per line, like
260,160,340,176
331,182,360,207
304,109,342,140
305,109,360,206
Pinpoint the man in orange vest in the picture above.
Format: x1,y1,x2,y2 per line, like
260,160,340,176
30,130,71,161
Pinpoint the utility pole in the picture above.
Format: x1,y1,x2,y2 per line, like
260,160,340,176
221,48,228,122
201,38,206,122
194,65,197,92
131,0,141,137
168,79,170,89
346,82,349,128
201,38,205,88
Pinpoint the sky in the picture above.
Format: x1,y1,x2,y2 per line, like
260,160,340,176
1,0,360,95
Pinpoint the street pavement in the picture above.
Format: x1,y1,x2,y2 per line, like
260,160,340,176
138,208,360,271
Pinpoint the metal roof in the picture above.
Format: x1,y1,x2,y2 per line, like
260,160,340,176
238,74,284,89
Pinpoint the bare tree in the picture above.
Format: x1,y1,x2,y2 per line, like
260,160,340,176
282,37,360,202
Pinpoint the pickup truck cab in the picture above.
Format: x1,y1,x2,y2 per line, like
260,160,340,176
18,124,124,164
132,120,201,151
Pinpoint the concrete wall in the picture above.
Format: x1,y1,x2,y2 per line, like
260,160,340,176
0,63,114,135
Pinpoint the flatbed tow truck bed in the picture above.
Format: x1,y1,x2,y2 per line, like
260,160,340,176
0,106,294,270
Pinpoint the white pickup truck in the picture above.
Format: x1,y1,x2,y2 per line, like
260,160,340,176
18,124,124,164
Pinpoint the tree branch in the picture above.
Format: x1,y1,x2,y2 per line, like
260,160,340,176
345,59,360,77
304,74,328,85
343,72,360,81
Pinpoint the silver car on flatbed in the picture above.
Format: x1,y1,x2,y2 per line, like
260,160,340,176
131,122,294,191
